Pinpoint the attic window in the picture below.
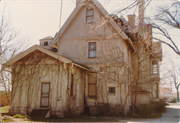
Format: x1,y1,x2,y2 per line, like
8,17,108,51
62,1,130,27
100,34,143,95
44,42,48,46
86,9,94,23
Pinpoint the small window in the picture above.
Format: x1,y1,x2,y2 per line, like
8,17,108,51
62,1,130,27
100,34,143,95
89,42,96,58
109,87,115,93
154,83,158,98
152,60,158,74
86,9,93,23
44,42,48,46
70,74,74,97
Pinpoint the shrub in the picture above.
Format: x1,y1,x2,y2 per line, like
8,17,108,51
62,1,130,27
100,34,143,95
13,114,30,118
128,100,167,117
171,98,177,103
96,103,123,116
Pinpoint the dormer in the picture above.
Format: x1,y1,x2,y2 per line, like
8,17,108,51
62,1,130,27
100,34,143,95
39,36,54,51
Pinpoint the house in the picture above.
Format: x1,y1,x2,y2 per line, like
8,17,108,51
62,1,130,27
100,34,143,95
159,82,172,101
3,0,162,117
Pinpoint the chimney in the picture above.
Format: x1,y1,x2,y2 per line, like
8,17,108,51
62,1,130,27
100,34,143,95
76,0,81,6
138,0,144,35
128,14,135,28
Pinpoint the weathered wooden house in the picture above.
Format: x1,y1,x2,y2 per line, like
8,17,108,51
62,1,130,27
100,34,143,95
3,0,162,117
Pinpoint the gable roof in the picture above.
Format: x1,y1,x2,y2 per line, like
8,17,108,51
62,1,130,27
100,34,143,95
3,45,91,71
51,0,135,52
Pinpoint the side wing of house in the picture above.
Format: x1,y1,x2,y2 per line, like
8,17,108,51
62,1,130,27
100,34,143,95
4,46,89,117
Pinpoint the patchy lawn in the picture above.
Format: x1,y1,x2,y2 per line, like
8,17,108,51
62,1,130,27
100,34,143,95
0,106,10,113
30,116,119,122
0,116,119,122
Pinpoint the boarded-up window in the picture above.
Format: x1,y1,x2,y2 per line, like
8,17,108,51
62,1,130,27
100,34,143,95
109,87,115,93
89,42,96,58
154,83,158,98
152,60,158,74
70,74,73,97
88,73,97,97
86,9,93,23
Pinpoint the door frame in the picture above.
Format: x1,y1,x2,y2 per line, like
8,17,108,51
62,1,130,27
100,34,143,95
40,82,50,108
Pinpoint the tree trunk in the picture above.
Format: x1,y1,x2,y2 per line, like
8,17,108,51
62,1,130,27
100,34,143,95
176,86,179,102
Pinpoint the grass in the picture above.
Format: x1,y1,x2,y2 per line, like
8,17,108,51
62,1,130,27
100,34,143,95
0,105,10,113
13,114,30,118
169,103,180,105
0,117,14,122
30,116,119,122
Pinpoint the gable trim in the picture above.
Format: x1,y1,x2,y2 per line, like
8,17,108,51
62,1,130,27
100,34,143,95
3,45,72,67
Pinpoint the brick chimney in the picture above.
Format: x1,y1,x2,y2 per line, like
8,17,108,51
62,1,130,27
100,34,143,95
128,14,135,28
138,0,144,36
76,0,81,6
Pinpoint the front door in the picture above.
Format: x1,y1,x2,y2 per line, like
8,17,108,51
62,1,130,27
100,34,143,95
41,83,50,108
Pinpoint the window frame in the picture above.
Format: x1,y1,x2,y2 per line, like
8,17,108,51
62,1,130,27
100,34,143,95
108,87,115,94
152,60,158,75
70,74,74,97
44,42,48,46
86,8,94,23
88,42,96,58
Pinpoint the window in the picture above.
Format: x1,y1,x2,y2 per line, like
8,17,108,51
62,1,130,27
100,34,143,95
88,73,97,97
88,42,96,58
70,74,74,97
44,42,48,46
109,87,115,93
154,83,158,98
86,9,93,23
152,60,158,74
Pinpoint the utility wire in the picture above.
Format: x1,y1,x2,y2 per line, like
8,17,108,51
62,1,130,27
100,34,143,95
59,0,63,30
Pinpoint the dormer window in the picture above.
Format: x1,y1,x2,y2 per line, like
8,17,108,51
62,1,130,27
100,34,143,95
44,42,48,46
86,8,94,23
152,60,158,74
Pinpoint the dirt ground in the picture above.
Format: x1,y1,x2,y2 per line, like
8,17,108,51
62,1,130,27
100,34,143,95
1,103,180,122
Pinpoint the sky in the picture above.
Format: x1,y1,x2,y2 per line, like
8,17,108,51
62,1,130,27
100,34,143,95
1,0,179,91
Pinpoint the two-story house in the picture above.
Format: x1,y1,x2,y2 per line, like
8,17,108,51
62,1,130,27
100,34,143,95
3,0,162,118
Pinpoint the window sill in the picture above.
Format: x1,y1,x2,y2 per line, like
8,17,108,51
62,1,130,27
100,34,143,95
70,96,76,99
88,57,97,59
88,96,97,99
85,22,95,24
108,93,116,95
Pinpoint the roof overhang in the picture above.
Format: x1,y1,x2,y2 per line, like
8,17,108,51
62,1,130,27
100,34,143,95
3,45,91,71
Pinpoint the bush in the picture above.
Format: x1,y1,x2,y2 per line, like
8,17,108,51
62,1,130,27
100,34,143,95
171,98,177,103
13,114,30,118
96,103,123,116
128,100,167,117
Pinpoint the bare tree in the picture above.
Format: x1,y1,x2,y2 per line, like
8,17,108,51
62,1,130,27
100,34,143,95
151,1,180,55
169,61,180,102
0,8,29,105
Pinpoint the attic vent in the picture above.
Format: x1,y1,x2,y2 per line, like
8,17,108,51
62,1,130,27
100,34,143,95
44,42,48,46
